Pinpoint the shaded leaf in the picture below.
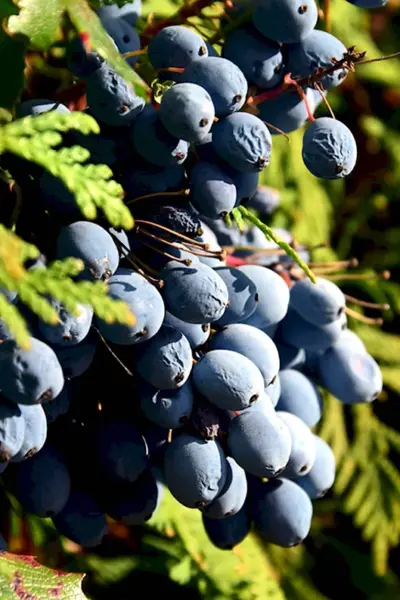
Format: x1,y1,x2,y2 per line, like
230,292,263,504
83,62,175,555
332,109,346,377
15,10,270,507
0,30,26,109
65,0,149,98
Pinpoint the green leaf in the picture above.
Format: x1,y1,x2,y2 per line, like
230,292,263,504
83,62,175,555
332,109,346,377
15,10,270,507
0,552,88,599
149,489,285,600
64,0,149,98
0,0,19,17
0,30,26,109
8,0,64,50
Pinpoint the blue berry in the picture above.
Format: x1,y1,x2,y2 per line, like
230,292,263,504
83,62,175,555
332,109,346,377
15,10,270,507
55,332,98,378
302,117,358,179
38,302,93,348
132,105,189,167
213,266,258,325
161,260,228,324
163,312,210,349
0,399,25,462
250,477,313,546
210,323,280,387
13,445,71,517
259,88,322,135
53,489,107,547
201,457,248,519
94,422,148,483
95,268,165,345
106,469,163,525
135,326,192,390
227,409,292,477
190,162,237,219
182,57,248,117
290,277,346,326
277,411,316,477
253,0,318,44
160,83,215,142
11,404,47,462
193,349,265,411
101,17,141,66
213,112,272,173
148,26,208,78
277,369,322,427
56,221,119,282
202,504,251,549
279,307,346,352
0,338,64,405
287,30,348,90
246,185,281,215
276,342,306,371
223,26,284,89
15,99,70,118
164,433,227,508
318,345,382,404
294,435,336,498
238,265,290,328
86,62,145,127
140,380,194,429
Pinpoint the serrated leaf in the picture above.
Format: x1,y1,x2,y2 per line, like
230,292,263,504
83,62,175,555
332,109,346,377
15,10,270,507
0,553,88,599
8,0,64,50
0,30,26,109
64,0,149,99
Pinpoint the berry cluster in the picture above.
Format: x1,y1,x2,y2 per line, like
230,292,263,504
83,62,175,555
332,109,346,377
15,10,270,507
0,0,386,551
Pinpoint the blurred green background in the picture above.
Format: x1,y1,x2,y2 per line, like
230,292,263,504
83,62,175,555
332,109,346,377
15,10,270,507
2,1,400,598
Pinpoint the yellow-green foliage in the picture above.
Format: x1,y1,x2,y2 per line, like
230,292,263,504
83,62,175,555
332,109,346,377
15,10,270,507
0,111,133,228
0,225,135,348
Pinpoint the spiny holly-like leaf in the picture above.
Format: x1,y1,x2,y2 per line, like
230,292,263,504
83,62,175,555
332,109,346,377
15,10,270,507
64,0,149,99
0,552,88,599
0,110,134,229
149,489,285,600
0,30,26,109
7,0,64,50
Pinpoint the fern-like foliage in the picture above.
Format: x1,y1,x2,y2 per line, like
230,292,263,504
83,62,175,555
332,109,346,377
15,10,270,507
0,111,133,229
319,398,400,576
0,225,134,349
147,489,285,600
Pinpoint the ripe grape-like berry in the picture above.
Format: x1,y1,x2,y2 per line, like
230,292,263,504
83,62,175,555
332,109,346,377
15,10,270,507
250,477,313,547
38,301,93,348
161,260,229,324
253,0,318,43
223,26,284,89
159,83,215,143
182,57,248,117
210,323,280,387
140,380,194,429
302,117,358,180
56,221,119,282
318,345,383,404
201,457,248,519
190,162,237,219
287,30,348,90
290,277,346,326
164,433,228,508
0,399,25,462
202,504,251,549
212,112,273,173
276,369,322,427
53,489,108,547
135,326,193,390
277,411,317,477
294,435,336,498
11,404,47,462
193,349,265,411
0,338,64,405
227,409,292,477
95,268,165,345
148,25,208,77
101,17,141,66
